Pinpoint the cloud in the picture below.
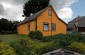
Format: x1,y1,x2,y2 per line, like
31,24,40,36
58,7,73,19
0,0,28,5
50,0,78,20
0,0,28,21
0,0,78,22
0,4,5,15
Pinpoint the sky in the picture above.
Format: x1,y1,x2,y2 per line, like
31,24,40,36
71,0,85,19
0,0,84,23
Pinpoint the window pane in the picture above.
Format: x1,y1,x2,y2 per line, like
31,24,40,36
44,23,49,31
52,24,56,31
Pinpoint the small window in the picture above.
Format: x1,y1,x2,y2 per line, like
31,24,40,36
48,10,52,16
43,23,49,31
52,23,56,31
28,24,30,31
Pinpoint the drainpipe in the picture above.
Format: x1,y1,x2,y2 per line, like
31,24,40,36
51,11,52,36
34,18,37,31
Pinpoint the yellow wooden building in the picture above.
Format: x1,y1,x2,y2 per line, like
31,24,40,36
17,5,67,36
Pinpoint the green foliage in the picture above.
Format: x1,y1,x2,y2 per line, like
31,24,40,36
30,41,59,54
28,31,35,39
68,42,85,54
0,42,16,55
0,30,6,34
43,34,66,42
34,31,43,40
20,38,30,54
0,31,17,35
19,38,59,55
23,0,49,17
10,41,26,55
43,34,69,48
0,18,19,34
43,33,85,48
28,31,43,40
29,51,38,55
0,34,28,42
1,33,85,54
39,42,59,54
58,40,69,48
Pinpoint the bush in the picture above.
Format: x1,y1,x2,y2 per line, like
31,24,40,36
20,38,30,54
28,31,43,40
30,41,59,54
10,41,26,55
34,31,43,40
0,42,16,55
39,42,59,54
69,33,85,42
43,34,66,42
68,42,85,54
0,30,17,35
29,51,38,55
43,33,85,48
58,40,69,48
0,30,6,34
28,31,35,39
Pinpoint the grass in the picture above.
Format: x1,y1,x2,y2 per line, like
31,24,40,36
0,34,28,42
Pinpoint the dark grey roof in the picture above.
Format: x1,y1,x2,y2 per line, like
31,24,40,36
67,23,76,28
68,16,85,27
18,6,48,25
18,5,67,26
77,21,85,27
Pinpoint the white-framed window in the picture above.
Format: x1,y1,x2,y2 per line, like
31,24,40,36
43,22,49,31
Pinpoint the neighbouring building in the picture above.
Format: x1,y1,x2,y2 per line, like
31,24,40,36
17,5,67,36
67,16,85,33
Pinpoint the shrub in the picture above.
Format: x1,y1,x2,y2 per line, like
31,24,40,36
68,42,85,54
30,41,59,54
10,41,26,55
28,31,35,39
0,31,17,35
39,42,59,54
20,38,30,54
58,40,69,48
0,42,16,55
34,31,43,40
43,33,85,47
28,31,43,40
69,32,85,42
29,51,38,55
0,30,6,34
43,34,66,42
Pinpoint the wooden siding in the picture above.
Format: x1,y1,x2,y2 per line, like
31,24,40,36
17,6,67,36
37,6,67,36
17,21,35,35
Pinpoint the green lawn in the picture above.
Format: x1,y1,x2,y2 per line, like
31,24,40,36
0,34,28,42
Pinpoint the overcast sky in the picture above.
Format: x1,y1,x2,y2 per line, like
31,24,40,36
0,0,84,23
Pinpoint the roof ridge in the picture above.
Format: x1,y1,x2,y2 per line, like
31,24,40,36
18,6,49,25
18,5,67,26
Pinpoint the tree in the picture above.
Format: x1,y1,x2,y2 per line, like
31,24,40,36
0,18,19,34
12,21,20,31
0,18,9,31
23,0,49,17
